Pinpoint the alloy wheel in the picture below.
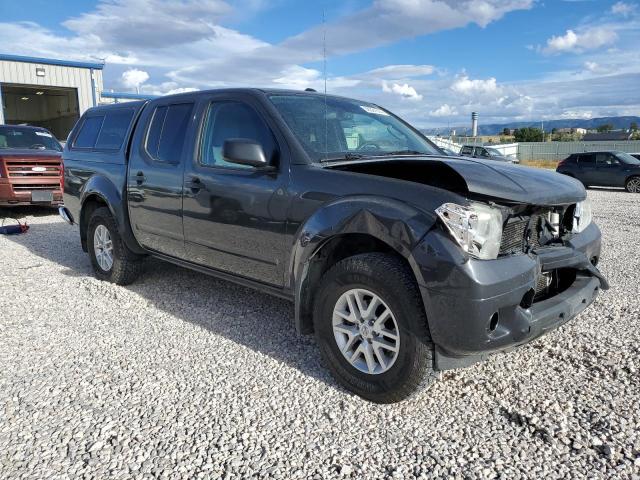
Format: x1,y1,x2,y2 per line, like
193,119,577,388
628,177,640,193
93,224,114,271
332,288,400,375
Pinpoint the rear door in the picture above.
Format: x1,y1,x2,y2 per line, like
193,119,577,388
182,92,290,286
127,98,196,258
577,153,597,185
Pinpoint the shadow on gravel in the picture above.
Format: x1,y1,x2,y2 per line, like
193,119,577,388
0,206,59,219
5,221,336,390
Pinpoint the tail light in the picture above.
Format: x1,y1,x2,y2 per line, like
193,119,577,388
60,160,64,192
557,159,567,167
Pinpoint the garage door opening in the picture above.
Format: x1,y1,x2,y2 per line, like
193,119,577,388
1,84,79,141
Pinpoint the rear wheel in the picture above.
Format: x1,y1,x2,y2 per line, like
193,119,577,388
87,207,143,285
625,176,640,193
313,253,436,403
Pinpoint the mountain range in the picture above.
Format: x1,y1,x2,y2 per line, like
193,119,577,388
422,116,640,136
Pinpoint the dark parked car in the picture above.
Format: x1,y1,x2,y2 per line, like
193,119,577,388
556,151,640,193
0,125,63,207
440,147,460,156
459,145,517,163
59,89,606,403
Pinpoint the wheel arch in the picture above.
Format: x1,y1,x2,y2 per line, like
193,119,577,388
290,197,436,335
79,174,145,254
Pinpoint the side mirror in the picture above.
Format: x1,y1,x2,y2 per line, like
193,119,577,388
223,139,269,168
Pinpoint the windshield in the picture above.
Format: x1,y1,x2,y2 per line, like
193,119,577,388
268,94,440,162
0,126,62,152
614,151,640,165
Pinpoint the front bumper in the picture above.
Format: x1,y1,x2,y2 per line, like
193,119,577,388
412,222,606,370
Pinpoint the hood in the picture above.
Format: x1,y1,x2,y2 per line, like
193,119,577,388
326,156,586,205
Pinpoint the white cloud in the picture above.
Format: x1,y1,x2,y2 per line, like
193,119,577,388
282,0,533,58
584,61,601,72
64,0,231,49
611,1,637,16
543,27,618,54
367,64,435,78
382,81,423,101
121,69,150,89
429,104,458,117
451,75,499,95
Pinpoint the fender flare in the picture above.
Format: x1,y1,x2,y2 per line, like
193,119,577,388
289,195,437,334
80,174,145,254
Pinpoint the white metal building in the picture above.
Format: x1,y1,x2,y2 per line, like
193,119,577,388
0,54,105,140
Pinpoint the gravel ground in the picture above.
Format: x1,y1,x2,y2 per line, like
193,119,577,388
1,189,639,479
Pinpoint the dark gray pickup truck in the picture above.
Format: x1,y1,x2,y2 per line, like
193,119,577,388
60,89,607,403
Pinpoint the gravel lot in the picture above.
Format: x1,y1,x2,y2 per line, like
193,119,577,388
1,189,639,479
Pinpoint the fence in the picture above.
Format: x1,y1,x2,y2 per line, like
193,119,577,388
517,141,640,162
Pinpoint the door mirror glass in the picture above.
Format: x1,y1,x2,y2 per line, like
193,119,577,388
223,139,268,168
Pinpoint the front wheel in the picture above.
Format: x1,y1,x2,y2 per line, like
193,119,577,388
313,253,436,403
87,207,143,285
625,176,640,193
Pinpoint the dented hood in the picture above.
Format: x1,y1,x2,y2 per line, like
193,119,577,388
327,156,586,205
440,157,586,205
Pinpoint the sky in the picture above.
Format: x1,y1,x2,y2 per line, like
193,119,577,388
1,0,639,129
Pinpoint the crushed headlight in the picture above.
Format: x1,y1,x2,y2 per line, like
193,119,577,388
573,199,592,233
436,202,503,260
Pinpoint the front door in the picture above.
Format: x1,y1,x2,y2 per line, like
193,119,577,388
127,100,195,257
595,152,625,187
182,96,290,286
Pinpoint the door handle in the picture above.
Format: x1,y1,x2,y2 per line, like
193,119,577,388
135,171,146,184
186,176,206,192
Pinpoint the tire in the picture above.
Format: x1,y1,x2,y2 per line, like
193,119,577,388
313,252,436,403
625,176,640,193
87,207,143,285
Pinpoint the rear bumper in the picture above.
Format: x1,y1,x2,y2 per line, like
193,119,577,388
0,181,62,206
412,223,605,370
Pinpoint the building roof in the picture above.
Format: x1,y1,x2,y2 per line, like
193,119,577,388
0,53,104,70
582,131,631,141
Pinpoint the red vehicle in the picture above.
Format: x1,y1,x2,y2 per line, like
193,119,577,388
0,125,63,206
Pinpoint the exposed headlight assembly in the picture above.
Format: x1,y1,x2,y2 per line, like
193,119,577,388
573,199,592,233
436,202,503,260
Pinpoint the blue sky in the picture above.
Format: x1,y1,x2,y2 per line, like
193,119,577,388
1,0,639,128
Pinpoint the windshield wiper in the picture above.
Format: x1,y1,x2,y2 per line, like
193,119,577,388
320,152,366,162
376,150,431,156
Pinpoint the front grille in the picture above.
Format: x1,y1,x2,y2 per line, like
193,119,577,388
535,272,552,298
12,183,58,191
6,161,61,178
500,217,528,255
499,209,552,255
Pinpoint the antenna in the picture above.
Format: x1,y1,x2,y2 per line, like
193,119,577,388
323,9,327,95
323,8,328,160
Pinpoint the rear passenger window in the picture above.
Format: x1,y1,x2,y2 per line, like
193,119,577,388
145,103,193,163
95,109,134,150
74,116,104,148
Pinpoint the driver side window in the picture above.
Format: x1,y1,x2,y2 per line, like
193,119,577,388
200,102,276,169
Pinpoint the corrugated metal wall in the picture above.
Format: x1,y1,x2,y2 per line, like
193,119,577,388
0,59,103,120
518,141,640,161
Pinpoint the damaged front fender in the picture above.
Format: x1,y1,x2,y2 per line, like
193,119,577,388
289,195,437,334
